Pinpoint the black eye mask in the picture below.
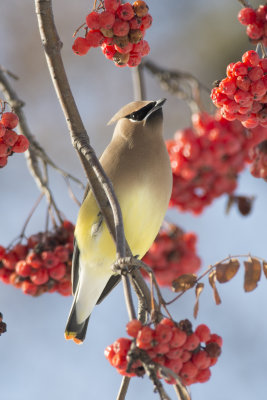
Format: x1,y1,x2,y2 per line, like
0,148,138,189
126,102,156,121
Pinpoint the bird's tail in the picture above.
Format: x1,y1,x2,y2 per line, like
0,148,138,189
65,301,90,344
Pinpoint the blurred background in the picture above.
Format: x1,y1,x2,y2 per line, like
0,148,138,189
1,0,267,399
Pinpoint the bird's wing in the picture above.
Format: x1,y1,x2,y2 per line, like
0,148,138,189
71,238,80,296
96,274,121,304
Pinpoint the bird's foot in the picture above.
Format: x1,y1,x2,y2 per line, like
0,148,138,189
112,255,140,275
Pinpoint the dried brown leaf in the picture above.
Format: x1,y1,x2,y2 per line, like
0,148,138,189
244,257,261,292
208,270,221,305
172,274,197,293
193,283,204,319
216,259,240,283
226,195,235,215
262,261,267,279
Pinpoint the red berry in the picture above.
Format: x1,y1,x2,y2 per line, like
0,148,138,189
26,252,43,269
41,251,60,269
0,122,6,138
126,319,142,337
104,0,120,13
113,337,132,356
86,11,101,29
0,156,7,168
195,367,211,383
1,112,19,129
233,62,248,76
102,44,117,59
183,333,200,351
192,350,211,369
12,135,29,153
112,353,127,369
246,23,264,40
72,37,90,55
112,19,130,36
57,280,72,296
195,324,211,342
49,263,66,280
127,52,142,67
236,75,251,92
170,327,187,347
242,50,260,67
86,30,105,47
155,324,173,344
15,260,31,277
248,66,264,82
0,142,10,157
207,333,223,347
54,245,69,262
3,130,18,146
164,358,183,375
237,7,257,25
136,326,154,349
180,361,198,379
104,345,115,364
116,3,135,21
141,14,152,29
21,281,37,296
31,267,49,285
219,78,236,96
99,10,115,29
129,16,142,29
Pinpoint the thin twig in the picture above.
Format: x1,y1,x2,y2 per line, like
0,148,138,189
237,0,251,7
142,59,209,113
116,377,131,400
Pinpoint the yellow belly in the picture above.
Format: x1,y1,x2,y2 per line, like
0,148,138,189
75,185,166,270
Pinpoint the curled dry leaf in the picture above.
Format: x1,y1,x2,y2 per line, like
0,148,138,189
172,274,197,293
262,261,267,279
208,270,221,305
193,282,204,319
244,257,261,292
215,259,240,283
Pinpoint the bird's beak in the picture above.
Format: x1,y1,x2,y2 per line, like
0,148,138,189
143,98,166,124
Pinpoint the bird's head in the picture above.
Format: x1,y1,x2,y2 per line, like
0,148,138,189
108,99,166,140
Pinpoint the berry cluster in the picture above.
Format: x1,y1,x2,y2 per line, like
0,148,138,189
0,312,7,336
72,0,152,67
105,318,222,386
142,224,201,287
238,4,267,45
0,221,74,296
0,111,29,168
211,50,267,129
249,139,267,180
167,111,249,214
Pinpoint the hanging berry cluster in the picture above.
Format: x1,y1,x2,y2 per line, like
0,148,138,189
167,111,250,214
105,318,222,386
0,221,74,297
211,50,267,129
0,111,29,168
238,4,267,45
142,224,201,287
72,0,152,67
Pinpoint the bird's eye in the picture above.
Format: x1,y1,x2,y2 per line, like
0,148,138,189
130,112,137,120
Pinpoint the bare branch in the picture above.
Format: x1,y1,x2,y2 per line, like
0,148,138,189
131,65,146,101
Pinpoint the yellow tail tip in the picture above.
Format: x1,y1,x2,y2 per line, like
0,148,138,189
65,331,83,344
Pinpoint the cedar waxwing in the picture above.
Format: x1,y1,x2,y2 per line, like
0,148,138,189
65,99,172,344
